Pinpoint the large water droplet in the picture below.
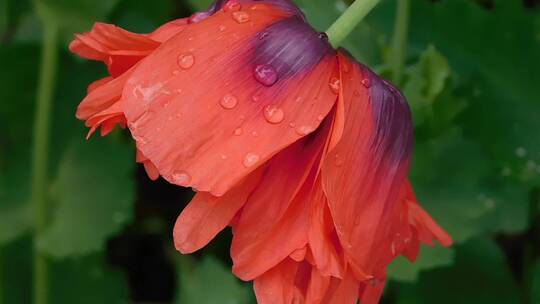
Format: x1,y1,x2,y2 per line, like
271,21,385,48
263,104,284,124
172,171,191,186
232,11,250,23
329,77,341,94
243,153,260,168
254,64,278,86
178,52,195,69
361,78,371,88
220,94,238,109
223,0,241,12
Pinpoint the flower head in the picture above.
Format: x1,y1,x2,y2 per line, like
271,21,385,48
71,1,452,303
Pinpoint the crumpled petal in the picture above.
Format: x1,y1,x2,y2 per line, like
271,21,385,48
322,52,415,279
70,20,188,77
122,3,338,196
231,119,331,280
173,166,265,253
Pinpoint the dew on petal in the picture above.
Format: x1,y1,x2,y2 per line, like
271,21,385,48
243,153,260,168
296,125,313,136
223,0,241,12
220,154,228,160
317,114,325,121
258,31,270,40
251,131,259,137
318,32,329,41
251,94,261,102
254,64,278,86
219,25,227,32
177,52,195,69
172,170,191,186
172,70,180,75
220,94,238,109
232,11,250,23
234,128,243,136
361,78,371,88
329,77,341,94
263,104,284,124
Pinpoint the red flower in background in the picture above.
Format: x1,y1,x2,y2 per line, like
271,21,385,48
71,1,452,303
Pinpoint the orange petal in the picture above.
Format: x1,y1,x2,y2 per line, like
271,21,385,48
70,19,188,77
324,272,360,304
305,268,331,304
253,258,301,304
77,67,136,138
122,4,338,196
231,119,331,280
359,280,386,304
173,166,265,254
322,52,414,278
307,179,344,278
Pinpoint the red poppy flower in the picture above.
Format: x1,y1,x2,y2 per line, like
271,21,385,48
71,0,452,303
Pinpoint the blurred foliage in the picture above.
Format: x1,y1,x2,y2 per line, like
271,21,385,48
0,0,539,303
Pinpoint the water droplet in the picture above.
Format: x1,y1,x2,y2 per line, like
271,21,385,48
329,77,341,94
232,11,250,23
251,131,259,137
334,154,343,167
172,70,180,75
219,25,227,32
296,125,313,136
317,115,325,121
172,171,191,186
220,94,238,109
289,122,296,128
254,64,278,86
353,90,360,96
243,153,260,168
220,154,228,160
178,52,195,69
361,78,371,88
234,128,243,136
188,12,209,24
318,32,328,41
263,105,284,124
515,147,527,158
258,31,270,40
223,0,241,12
252,94,261,102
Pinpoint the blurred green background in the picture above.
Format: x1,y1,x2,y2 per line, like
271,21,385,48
0,0,539,303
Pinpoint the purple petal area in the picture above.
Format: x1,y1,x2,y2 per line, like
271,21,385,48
365,65,414,163
250,17,335,83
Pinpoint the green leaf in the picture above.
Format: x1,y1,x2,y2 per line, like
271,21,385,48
35,0,121,44
38,136,135,258
402,45,450,126
185,0,212,12
112,0,174,33
177,256,252,304
370,0,540,184
387,245,454,282
50,253,129,304
397,238,521,304
411,128,529,242
0,0,7,36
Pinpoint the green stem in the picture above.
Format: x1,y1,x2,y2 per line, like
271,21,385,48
326,0,381,48
390,0,410,84
31,11,59,304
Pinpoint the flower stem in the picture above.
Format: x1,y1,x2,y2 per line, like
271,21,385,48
31,11,59,304
390,0,410,83
326,0,381,48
